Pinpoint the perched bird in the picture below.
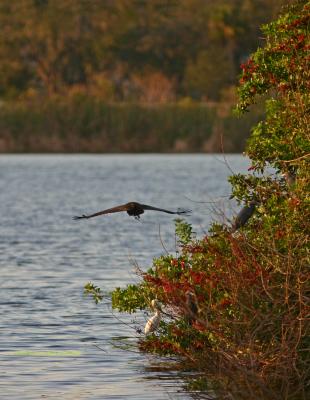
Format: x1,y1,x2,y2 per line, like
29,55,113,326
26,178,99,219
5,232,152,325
231,200,258,232
73,201,191,220
282,168,296,188
144,299,161,335
185,291,199,324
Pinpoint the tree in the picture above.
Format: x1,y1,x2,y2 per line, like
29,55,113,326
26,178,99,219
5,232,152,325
236,0,310,169
0,0,110,98
0,0,288,101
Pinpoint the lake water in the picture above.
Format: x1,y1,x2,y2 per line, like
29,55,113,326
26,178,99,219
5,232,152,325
0,154,250,399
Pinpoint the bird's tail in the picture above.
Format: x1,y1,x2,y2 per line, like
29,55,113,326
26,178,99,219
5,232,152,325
73,215,89,220
176,208,192,216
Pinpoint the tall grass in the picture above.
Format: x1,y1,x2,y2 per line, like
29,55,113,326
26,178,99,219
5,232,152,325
0,97,263,153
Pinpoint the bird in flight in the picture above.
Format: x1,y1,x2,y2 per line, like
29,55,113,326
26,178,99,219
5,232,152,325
73,201,191,220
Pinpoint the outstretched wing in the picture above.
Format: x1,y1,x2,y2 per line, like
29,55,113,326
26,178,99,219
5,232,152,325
176,207,192,216
73,203,129,220
141,204,192,215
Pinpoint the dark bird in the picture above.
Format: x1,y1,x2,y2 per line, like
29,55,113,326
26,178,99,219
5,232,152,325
231,200,258,232
282,168,296,188
73,201,191,220
185,291,200,324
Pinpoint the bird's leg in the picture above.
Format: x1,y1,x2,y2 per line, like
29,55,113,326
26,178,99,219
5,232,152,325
134,215,141,221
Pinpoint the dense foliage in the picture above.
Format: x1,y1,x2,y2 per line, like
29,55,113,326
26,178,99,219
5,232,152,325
97,2,308,398
0,0,286,102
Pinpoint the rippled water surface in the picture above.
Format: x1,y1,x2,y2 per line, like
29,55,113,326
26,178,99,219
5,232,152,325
0,154,250,399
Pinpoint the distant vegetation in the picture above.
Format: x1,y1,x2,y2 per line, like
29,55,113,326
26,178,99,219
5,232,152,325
0,99,264,152
0,0,286,152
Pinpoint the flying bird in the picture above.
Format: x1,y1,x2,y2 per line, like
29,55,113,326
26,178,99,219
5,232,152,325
73,201,191,220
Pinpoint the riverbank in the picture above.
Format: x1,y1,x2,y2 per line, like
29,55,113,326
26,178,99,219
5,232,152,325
0,98,263,153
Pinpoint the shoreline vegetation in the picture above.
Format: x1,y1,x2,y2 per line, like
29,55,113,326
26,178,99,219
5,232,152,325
0,99,263,153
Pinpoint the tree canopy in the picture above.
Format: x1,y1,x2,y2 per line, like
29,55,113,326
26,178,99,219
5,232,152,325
0,0,287,102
